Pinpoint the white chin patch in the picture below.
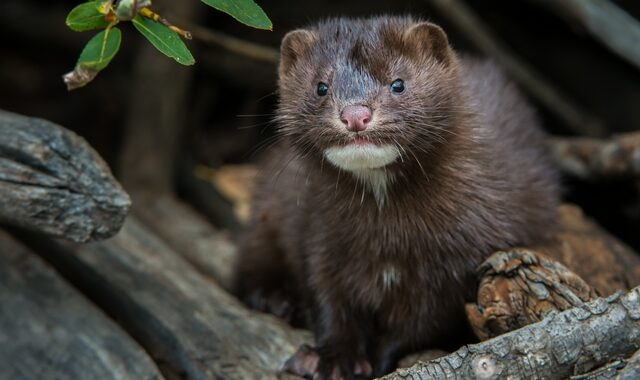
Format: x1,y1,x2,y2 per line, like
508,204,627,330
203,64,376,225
324,144,399,171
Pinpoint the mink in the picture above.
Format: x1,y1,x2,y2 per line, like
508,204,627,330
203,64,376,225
233,16,560,380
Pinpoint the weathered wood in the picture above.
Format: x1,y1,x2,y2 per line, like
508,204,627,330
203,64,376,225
530,0,640,70
133,194,237,290
539,204,640,295
465,204,640,342
36,217,311,380
0,110,130,242
570,360,625,380
466,249,598,340
617,349,640,380
425,0,606,137
0,229,163,380
381,286,640,380
549,133,640,180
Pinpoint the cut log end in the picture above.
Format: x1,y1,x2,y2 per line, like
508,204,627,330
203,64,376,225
0,110,131,242
465,248,598,340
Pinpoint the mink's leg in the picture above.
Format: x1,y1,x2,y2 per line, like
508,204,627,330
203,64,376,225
233,220,300,324
283,294,373,380
371,334,410,377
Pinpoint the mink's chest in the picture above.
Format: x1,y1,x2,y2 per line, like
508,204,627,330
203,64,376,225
308,205,458,308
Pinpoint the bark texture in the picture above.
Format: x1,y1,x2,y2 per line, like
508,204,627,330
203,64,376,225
0,229,162,380
34,217,311,380
466,249,598,340
132,194,237,290
617,349,640,380
550,133,640,179
382,286,640,380
539,204,640,295
0,110,130,242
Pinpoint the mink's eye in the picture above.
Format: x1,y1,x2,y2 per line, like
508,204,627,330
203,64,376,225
317,82,329,96
390,79,405,94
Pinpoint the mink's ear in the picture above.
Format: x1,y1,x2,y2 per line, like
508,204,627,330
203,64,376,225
279,29,316,77
403,22,453,64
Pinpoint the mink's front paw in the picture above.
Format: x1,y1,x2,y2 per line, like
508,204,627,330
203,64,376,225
282,345,372,380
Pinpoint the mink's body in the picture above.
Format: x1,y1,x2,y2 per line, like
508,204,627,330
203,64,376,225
234,16,559,380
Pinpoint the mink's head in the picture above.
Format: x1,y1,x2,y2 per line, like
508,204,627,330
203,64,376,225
276,16,462,174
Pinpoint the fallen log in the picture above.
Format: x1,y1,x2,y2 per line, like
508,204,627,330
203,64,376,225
0,229,163,380
132,194,237,290
0,110,130,242
464,203,640,340
382,286,640,380
549,133,640,180
539,204,640,295
27,217,311,380
465,248,598,340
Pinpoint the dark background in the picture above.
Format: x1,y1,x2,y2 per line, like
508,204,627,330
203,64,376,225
1,0,639,249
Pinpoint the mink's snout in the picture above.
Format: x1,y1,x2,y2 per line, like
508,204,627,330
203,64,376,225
340,105,371,132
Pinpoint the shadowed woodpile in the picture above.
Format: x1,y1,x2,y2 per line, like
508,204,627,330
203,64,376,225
0,0,639,378
0,229,163,380
382,286,640,380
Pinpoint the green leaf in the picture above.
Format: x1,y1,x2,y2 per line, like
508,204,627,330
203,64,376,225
66,1,110,32
200,0,272,30
132,16,195,66
78,27,121,70
63,27,121,90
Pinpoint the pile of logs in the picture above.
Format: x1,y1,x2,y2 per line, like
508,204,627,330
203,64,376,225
1,110,640,380
0,0,638,378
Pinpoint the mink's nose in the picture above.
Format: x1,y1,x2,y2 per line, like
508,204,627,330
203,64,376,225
340,105,371,132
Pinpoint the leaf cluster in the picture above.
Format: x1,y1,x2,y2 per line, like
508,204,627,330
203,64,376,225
63,0,272,90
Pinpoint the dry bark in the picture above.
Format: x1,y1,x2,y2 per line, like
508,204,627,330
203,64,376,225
382,286,640,380
617,349,640,380
549,133,640,180
570,360,625,380
132,194,237,290
31,217,311,380
0,229,163,380
0,110,130,242
464,204,640,340
539,204,640,295
466,248,598,340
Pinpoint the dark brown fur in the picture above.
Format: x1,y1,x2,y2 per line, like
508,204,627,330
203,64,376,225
234,16,560,380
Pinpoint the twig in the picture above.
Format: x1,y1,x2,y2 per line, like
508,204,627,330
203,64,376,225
425,0,607,137
530,0,640,70
187,23,279,64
